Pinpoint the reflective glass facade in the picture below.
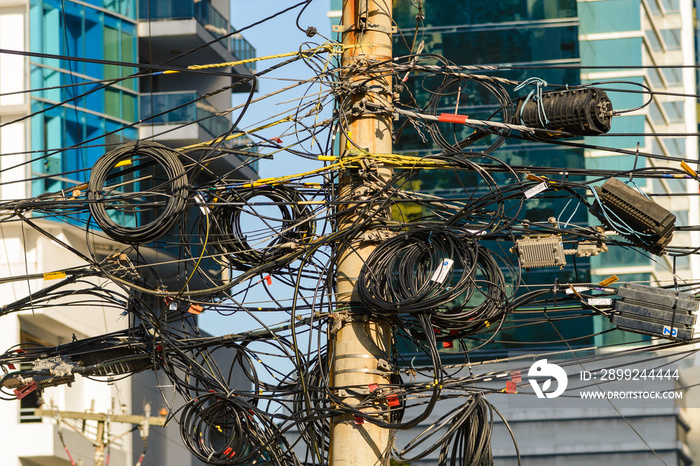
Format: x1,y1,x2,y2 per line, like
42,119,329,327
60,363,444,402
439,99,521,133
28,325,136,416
29,0,138,199
392,0,602,353
391,0,699,353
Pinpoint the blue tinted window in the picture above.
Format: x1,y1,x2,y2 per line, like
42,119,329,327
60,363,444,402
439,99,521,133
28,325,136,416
394,0,577,28
579,0,641,34
661,29,681,49
580,37,643,68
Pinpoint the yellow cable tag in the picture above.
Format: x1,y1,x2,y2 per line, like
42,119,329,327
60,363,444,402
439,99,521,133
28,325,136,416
680,161,698,179
568,284,583,299
115,159,132,168
43,271,66,280
318,155,337,161
298,200,325,205
598,275,619,287
526,174,546,182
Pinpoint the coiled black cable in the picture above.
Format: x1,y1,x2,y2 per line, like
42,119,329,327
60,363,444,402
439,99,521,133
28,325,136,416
358,227,511,339
88,141,188,244
207,186,316,270
179,393,297,465
395,393,494,465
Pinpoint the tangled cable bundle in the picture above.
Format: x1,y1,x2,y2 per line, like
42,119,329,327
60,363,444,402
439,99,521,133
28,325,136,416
180,393,294,465
4,3,700,464
425,75,514,154
357,227,511,338
207,186,316,271
395,393,495,465
87,141,188,244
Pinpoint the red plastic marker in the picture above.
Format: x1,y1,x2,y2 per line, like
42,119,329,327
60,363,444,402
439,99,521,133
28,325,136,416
439,113,469,125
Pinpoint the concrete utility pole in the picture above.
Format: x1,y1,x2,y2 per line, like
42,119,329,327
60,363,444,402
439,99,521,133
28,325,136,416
36,405,165,466
330,1,394,465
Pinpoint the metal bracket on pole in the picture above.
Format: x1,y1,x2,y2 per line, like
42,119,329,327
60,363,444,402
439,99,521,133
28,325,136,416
333,24,397,34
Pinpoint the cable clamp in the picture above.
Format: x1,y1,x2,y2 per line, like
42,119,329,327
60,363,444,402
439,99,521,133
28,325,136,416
332,24,397,34
330,311,354,334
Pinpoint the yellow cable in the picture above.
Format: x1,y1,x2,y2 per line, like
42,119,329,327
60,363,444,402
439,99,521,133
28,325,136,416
162,43,336,75
179,115,296,150
235,152,459,188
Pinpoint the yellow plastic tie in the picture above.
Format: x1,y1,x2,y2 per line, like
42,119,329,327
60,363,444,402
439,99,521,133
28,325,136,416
43,271,67,280
598,275,619,287
115,159,131,168
681,161,698,179
568,284,583,299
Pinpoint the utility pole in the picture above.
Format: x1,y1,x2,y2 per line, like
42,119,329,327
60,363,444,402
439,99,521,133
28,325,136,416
36,405,166,466
330,1,394,465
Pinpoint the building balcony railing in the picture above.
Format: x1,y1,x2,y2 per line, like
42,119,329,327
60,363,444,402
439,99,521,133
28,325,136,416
231,33,256,71
138,0,256,70
140,91,232,138
139,90,257,160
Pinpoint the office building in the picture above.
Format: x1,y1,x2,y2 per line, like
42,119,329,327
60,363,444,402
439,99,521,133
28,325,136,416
0,0,255,464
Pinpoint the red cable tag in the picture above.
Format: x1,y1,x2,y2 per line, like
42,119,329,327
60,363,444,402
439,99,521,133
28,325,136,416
387,394,400,407
265,275,272,285
506,381,517,394
354,415,364,424
15,381,38,400
438,113,469,125
368,383,379,393
188,304,203,315
511,371,522,383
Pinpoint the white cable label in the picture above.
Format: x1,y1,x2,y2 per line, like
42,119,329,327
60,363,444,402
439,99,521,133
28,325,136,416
587,298,612,306
565,286,590,295
194,194,209,215
524,182,548,199
431,258,454,283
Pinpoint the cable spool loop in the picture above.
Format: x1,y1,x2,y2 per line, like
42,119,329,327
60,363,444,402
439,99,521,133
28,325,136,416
358,227,510,339
179,393,291,464
88,141,188,244
207,185,316,271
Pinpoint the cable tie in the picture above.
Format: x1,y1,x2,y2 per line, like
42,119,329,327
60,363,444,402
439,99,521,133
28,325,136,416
598,275,619,287
526,173,547,183
567,284,583,300
680,161,698,179
629,142,639,183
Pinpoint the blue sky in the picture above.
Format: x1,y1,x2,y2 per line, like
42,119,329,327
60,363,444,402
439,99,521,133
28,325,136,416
200,0,332,337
